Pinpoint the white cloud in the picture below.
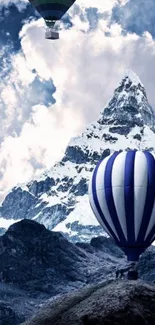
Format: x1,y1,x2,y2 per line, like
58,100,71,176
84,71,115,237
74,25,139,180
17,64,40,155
75,0,118,12
0,102,82,199
19,16,155,123
0,1,155,200
0,0,27,10
0,0,118,12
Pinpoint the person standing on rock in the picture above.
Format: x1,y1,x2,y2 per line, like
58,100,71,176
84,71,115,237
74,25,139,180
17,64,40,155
116,262,138,280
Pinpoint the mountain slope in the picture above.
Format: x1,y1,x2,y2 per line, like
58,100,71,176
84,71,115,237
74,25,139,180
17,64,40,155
0,219,155,324
0,219,125,323
0,219,124,296
1,71,155,242
22,280,155,325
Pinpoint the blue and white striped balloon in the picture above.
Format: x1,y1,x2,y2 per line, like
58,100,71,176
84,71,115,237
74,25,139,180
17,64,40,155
89,150,155,262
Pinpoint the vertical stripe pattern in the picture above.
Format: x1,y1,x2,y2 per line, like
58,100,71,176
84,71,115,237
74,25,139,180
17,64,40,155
89,150,155,262
29,0,76,21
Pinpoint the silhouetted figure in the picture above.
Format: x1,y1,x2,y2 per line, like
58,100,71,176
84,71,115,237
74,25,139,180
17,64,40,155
116,262,138,280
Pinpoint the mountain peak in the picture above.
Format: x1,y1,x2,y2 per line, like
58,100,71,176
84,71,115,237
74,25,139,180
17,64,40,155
123,69,143,87
1,72,155,244
98,70,155,130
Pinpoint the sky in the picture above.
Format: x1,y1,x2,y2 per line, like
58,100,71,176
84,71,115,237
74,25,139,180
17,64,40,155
0,0,155,200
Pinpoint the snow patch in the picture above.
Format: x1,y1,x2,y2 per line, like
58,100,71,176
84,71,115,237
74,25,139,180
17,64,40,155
53,195,100,234
124,68,143,87
0,218,21,229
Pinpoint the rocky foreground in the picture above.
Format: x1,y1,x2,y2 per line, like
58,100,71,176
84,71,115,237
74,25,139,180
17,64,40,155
21,280,155,325
0,219,124,325
0,220,155,324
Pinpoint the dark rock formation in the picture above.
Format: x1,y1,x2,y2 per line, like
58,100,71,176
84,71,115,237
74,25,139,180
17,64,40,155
0,219,154,324
0,301,22,325
21,280,155,325
0,220,123,300
0,218,154,298
0,188,37,220
28,178,55,197
0,219,124,324
69,178,88,196
0,280,43,325
0,219,90,297
138,246,155,283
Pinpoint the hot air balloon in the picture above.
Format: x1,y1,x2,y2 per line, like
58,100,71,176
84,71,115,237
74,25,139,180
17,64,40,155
28,0,76,39
89,150,155,279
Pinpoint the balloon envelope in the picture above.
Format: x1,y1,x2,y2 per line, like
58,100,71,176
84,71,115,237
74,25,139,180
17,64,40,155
89,150,155,262
28,0,76,26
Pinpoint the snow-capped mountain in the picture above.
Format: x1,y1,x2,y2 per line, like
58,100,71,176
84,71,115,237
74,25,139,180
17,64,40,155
1,71,155,242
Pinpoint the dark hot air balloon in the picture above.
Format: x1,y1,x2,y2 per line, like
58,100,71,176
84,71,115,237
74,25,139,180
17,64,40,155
28,0,76,39
89,150,155,279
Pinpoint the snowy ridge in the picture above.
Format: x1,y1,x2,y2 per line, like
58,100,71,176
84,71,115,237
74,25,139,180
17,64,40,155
1,72,155,242
69,124,155,153
124,69,143,87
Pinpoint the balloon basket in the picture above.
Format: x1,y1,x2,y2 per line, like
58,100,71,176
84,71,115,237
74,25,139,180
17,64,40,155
127,269,138,280
127,262,138,280
45,28,59,40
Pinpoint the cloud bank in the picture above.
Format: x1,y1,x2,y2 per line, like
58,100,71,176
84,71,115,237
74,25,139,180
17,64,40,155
0,0,155,200
111,0,155,38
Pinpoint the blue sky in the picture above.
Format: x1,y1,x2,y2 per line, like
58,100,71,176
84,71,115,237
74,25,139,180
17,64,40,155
111,0,155,38
0,0,155,199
